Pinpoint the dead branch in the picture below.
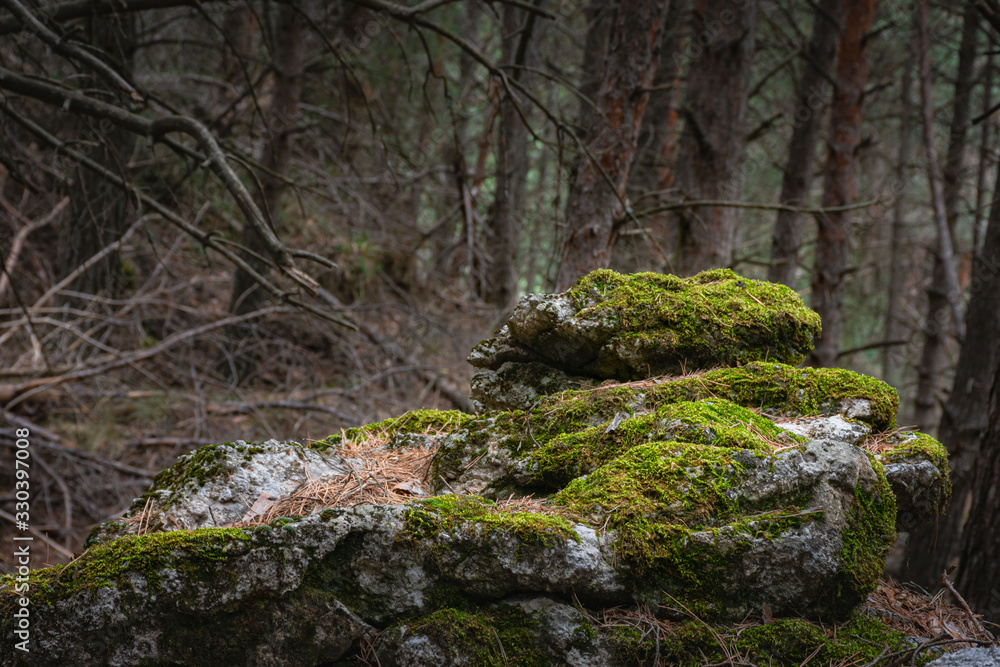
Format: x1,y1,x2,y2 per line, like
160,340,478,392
0,196,68,304
0,67,325,293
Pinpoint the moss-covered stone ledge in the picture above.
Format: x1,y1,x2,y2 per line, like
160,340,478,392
0,501,624,666
876,431,952,531
431,364,899,497
551,437,896,620
469,269,822,381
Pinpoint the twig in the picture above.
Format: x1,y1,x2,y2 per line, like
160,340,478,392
940,570,989,638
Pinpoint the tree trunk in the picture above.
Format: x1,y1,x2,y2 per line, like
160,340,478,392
767,0,841,288
485,3,538,316
58,13,136,304
905,59,1000,592
807,0,876,368
672,0,757,277
952,200,1000,611
228,2,305,317
882,61,913,389
555,0,670,290
612,0,687,274
577,1,614,134
912,0,975,433
973,55,994,262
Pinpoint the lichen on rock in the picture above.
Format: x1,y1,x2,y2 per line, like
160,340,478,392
470,269,822,382
1,269,960,666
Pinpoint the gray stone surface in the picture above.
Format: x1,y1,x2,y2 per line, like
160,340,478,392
471,361,597,412
925,646,1000,666
92,439,355,542
2,504,624,666
778,414,871,446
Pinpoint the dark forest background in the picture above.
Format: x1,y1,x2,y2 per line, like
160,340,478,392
1,0,999,625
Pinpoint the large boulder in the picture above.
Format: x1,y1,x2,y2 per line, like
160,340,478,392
0,270,960,666
469,269,822,400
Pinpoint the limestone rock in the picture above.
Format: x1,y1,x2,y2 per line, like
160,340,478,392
778,414,871,446
1,271,962,666
374,597,617,666
470,361,598,412
433,365,901,497
468,269,822,382
877,432,951,531
925,646,1000,667
89,439,356,543
1,500,625,666
550,434,896,620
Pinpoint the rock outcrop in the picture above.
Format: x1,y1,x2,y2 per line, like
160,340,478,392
1,269,961,666
469,269,821,410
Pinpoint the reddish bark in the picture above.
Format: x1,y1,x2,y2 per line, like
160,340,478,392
612,0,687,274
768,0,842,288
808,0,876,368
673,0,757,277
555,0,670,291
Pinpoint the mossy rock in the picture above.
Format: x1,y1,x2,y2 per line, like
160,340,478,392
518,398,803,489
469,269,822,381
522,361,900,434
878,431,952,530
546,436,896,621
373,599,622,666
615,614,929,666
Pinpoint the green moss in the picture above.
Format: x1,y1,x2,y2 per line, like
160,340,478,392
882,432,950,475
563,269,822,377
681,362,899,430
124,441,267,515
316,409,471,450
615,613,922,666
523,362,898,437
547,434,853,618
527,399,802,487
403,495,578,549
0,527,251,612
832,453,897,616
388,607,547,666
552,442,746,535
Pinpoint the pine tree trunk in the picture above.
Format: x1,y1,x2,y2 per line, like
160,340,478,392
912,0,976,433
883,62,913,389
612,0,686,274
672,0,757,277
58,13,136,304
952,197,1000,609
767,0,841,288
228,2,305,317
485,3,538,316
973,56,994,262
905,55,1000,590
807,0,876,368
555,0,670,290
